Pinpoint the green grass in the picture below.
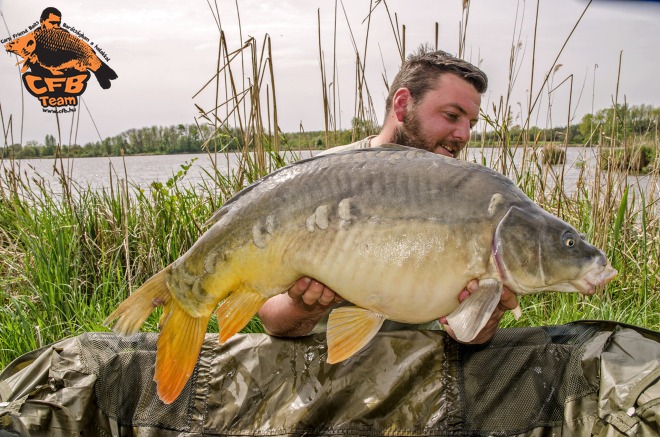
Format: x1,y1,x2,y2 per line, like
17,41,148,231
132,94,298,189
0,162,206,360
0,140,302,367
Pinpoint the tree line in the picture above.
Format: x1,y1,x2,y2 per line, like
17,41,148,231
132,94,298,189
474,103,660,146
2,104,658,160
2,124,229,159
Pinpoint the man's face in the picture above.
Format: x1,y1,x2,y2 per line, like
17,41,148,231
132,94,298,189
393,73,481,158
41,13,62,29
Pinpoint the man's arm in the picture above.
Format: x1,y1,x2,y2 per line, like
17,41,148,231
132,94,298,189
259,278,518,343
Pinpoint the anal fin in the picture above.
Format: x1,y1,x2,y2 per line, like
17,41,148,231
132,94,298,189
445,279,503,343
326,306,386,364
216,288,267,343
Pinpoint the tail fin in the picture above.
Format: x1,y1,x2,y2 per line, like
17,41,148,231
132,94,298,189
104,266,172,335
93,61,118,89
155,298,211,404
105,265,211,404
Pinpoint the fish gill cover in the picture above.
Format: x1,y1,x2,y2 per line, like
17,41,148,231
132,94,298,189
3,6,117,113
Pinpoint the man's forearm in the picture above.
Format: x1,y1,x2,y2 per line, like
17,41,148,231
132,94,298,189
258,293,330,337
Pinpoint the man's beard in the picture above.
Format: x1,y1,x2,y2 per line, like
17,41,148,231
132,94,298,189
392,107,463,157
392,107,434,152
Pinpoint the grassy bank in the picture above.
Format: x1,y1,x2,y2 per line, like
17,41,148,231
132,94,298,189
0,139,658,368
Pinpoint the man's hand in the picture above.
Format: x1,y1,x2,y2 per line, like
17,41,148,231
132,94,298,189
439,279,519,344
289,277,343,307
257,278,343,337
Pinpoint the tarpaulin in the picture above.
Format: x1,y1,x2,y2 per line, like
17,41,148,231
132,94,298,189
0,321,658,436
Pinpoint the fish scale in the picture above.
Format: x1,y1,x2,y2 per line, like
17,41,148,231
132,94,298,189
105,145,617,404
36,28,91,57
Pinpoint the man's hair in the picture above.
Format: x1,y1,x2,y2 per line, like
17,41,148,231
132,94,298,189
384,45,488,113
40,7,62,22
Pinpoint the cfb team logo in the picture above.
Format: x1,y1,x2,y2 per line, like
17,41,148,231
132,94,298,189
3,7,117,112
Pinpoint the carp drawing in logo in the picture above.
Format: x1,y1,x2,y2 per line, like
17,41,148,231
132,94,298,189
4,7,117,110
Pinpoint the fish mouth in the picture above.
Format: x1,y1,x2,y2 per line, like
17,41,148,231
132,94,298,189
571,261,618,295
573,279,597,295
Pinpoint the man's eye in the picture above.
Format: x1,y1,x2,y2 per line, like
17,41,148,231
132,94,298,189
446,113,458,121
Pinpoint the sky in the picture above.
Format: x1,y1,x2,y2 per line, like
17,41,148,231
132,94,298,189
0,0,659,146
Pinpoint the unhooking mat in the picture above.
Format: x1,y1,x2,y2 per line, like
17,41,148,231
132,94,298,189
0,321,658,436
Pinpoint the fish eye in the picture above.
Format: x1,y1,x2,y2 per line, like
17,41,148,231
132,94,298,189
562,232,576,248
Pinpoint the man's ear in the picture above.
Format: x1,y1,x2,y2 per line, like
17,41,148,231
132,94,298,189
392,88,411,122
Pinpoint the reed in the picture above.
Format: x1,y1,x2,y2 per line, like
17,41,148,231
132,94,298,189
541,144,566,166
0,1,658,368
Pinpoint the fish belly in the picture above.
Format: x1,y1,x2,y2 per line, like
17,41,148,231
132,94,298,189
172,214,494,326
289,220,495,323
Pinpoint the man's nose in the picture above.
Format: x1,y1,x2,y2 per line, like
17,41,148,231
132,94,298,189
453,120,471,143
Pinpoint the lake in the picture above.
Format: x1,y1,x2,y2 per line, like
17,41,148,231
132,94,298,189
1,150,313,191
2,147,657,203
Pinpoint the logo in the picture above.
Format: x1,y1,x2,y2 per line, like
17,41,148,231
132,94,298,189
3,7,117,112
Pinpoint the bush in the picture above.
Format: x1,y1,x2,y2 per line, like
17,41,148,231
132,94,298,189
600,145,657,174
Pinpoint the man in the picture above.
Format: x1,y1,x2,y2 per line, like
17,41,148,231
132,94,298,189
40,7,63,29
259,47,519,343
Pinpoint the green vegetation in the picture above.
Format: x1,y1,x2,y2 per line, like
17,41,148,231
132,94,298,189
0,162,213,355
600,145,657,174
579,104,660,146
541,144,566,165
0,1,658,369
0,119,372,159
3,124,221,159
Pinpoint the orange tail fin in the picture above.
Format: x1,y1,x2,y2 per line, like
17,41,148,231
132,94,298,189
155,298,210,404
104,266,172,334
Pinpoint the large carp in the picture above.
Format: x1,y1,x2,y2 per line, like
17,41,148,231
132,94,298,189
105,145,617,404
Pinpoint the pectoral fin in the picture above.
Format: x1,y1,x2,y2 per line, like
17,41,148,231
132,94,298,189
215,288,267,343
326,306,386,364
445,279,503,343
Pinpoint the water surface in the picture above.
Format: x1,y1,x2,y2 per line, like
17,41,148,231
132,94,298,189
3,147,657,203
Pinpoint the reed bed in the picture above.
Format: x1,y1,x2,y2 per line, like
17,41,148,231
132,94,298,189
0,0,658,368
